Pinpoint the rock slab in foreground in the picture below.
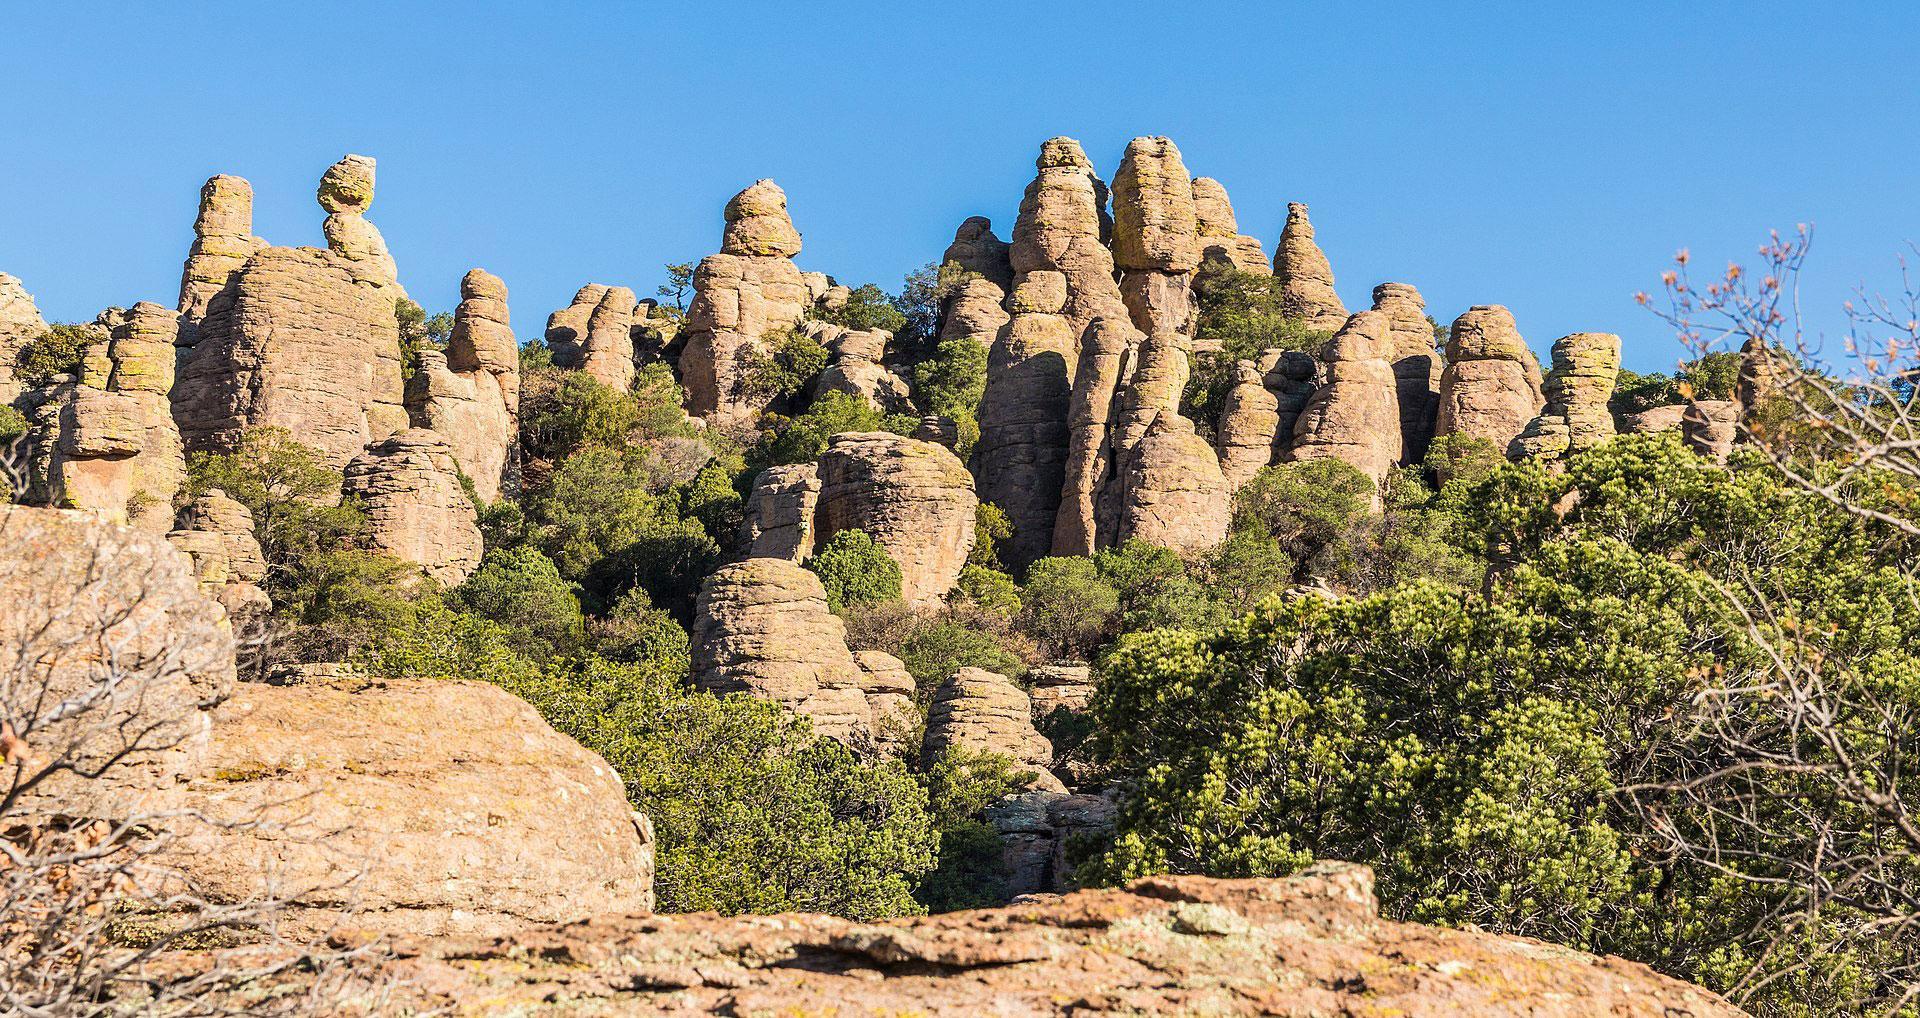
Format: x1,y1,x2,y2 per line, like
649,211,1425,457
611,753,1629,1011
229,863,1742,1016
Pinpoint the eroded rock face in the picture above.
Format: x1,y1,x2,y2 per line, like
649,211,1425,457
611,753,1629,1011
0,272,46,404
811,323,914,415
942,216,1013,291
149,675,655,939
1274,202,1347,332
1216,360,1282,488
176,176,263,352
690,558,875,745
853,649,918,756
1683,399,1741,461
167,488,270,622
1435,305,1545,456
577,286,639,391
816,432,977,609
739,461,822,560
409,268,520,501
1010,138,1129,345
329,864,1743,1016
1053,316,1135,557
1112,137,1200,339
680,181,812,425
1027,662,1095,715
1265,349,1320,463
1290,310,1402,489
0,505,233,818
1372,283,1440,466
174,246,408,469
544,283,608,369
340,429,483,585
986,789,1118,897
920,667,1064,793
938,276,1011,355
1191,176,1272,276
977,272,1076,570
1623,403,1688,434
105,302,187,529
1116,411,1233,554
1517,332,1620,460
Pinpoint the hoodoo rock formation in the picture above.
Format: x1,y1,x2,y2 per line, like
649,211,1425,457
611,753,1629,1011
1435,304,1545,455
1191,176,1273,274
1372,283,1440,465
920,667,1066,793
1010,138,1130,344
341,429,484,585
408,268,520,501
317,154,401,293
544,283,607,368
1517,331,1621,459
1265,348,1320,462
1053,316,1135,557
816,432,977,609
941,215,1014,291
1273,202,1348,332
739,462,824,560
976,271,1077,569
0,271,47,403
1106,328,1232,554
1111,136,1201,339
175,175,263,353
1289,310,1403,489
167,487,271,622
1216,361,1283,487
680,180,813,425
811,322,914,415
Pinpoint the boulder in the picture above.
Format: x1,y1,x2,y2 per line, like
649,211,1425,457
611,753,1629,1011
1290,310,1402,489
340,429,484,585
1372,283,1440,465
938,276,1011,354
816,432,977,609
578,285,638,391
1683,399,1741,461
1273,202,1347,331
408,268,520,501
811,323,914,415
173,245,408,469
341,865,1745,1015
1191,176,1271,274
690,558,876,746
721,178,803,258
976,272,1076,570
1027,662,1095,715
942,216,1013,291
1116,412,1233,555
680,181,813,425
149,675,654,939
544,283,609,368
1434,305,1545,456
0,505,233,818
1215,360,1281,488
985,789,1118,897
1622,403,1688,434
920,667,1064,793
738,461,822,560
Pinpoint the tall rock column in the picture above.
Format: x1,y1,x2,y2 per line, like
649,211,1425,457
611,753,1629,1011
976,272,1076,570
1289,311,1403,490
1010,138,1131,352
1111,136,1201,339
409,268,521,501
318,155,401,293
1052,316,1133,557
1372,283,1440,466
1516,332,1621,460
581,286,639,391
1215,361,1281,488
1264,349,1320,464
1191,176,1271,275
1110,329,1231,554
106,302,187,529
679,180,811,427
175,175,263,355
1434,305,1545,457
1274,203,1348,332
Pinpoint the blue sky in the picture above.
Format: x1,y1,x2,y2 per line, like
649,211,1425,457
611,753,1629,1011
3,2,1916,372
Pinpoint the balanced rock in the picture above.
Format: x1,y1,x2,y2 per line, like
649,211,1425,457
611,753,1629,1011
1216,361,1282,487
1290,310,1403,489
690,558,876,745
1112,136,1201,338
1683,399,1741,461
409,268,520,501
679,181,812,425
167,487,271,622
817,432,978,608
174,246,408,469
1010,138,1130,344
942,216,1013,291
738,461,822,560
1053,316,1134,557
1518,332,1620,459
1191,176,1272,274
920,667,1065,793
976,271,1076,570
1435,305,1545,456
150,675,655,939
1274,203,1348,332
176,175,263,352
1372,283,1440,465
318,155,400,292
341,429,484,585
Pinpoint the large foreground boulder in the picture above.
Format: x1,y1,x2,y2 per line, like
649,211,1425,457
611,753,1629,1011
259,864,1743,1015
150,675,655,939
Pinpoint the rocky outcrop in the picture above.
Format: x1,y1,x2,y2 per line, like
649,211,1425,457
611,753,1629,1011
317,155,400,293
1434,305,1545,455
690,558,877,745
1215,361,1282,487
409,268,519,501
167,488,271,622
853,649,918,755
340,429,484,585
1516,332,1621,460
1117,412,1233,554
1372,283,1440,465
816,432,977,608
544,283,607,368
937,275,1011,354
1027,662,1095,715
175,175,263,352
330,864,1743,1016
1683,399,1741,461
0,272,46,404
582,285,639,390
680,181,812,425
1191,176,1271,274
942,216,1013,291
174,245,407,469
976,272,1076,570
986,789,1117,896
1265,348,1320,462
0,505,233,818
921,667,1065,793
1273,202,1347,332
1738,335,1781,425
1112,136,1201,338
1010,138,1129,346
811,323,914,415
148,675,654,939
1053,316,1134,557
103,302,187,528
738,461,822,560
1623,403,1688,434
1290,310,1403,488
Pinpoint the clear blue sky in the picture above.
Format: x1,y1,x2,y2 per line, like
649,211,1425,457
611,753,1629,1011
4,2,1916,372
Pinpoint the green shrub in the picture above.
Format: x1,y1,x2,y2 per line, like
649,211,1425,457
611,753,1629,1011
747,391,916,469
1019,557,1120,660
811,282,908,334
914,747,1035,912
520,370,644,458
737,325,830,404
913,334,988,459
589,587,691,676
806,529,903,611
949,564,1021,617
1182,263,1332,432
452,546,586,662
969,503,1013,569
14,323,99,386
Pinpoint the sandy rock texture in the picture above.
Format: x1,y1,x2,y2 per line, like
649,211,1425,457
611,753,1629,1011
1274,202,1348,331
1435,304,1545,456
409,268,520,501
341,428,484,584
167,488,271,622
1191,175,1272,274
920,667,1066,793
816,431,977,608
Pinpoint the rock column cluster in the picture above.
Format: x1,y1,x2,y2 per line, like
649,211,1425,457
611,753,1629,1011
679,180,812,425
408,269,521,501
